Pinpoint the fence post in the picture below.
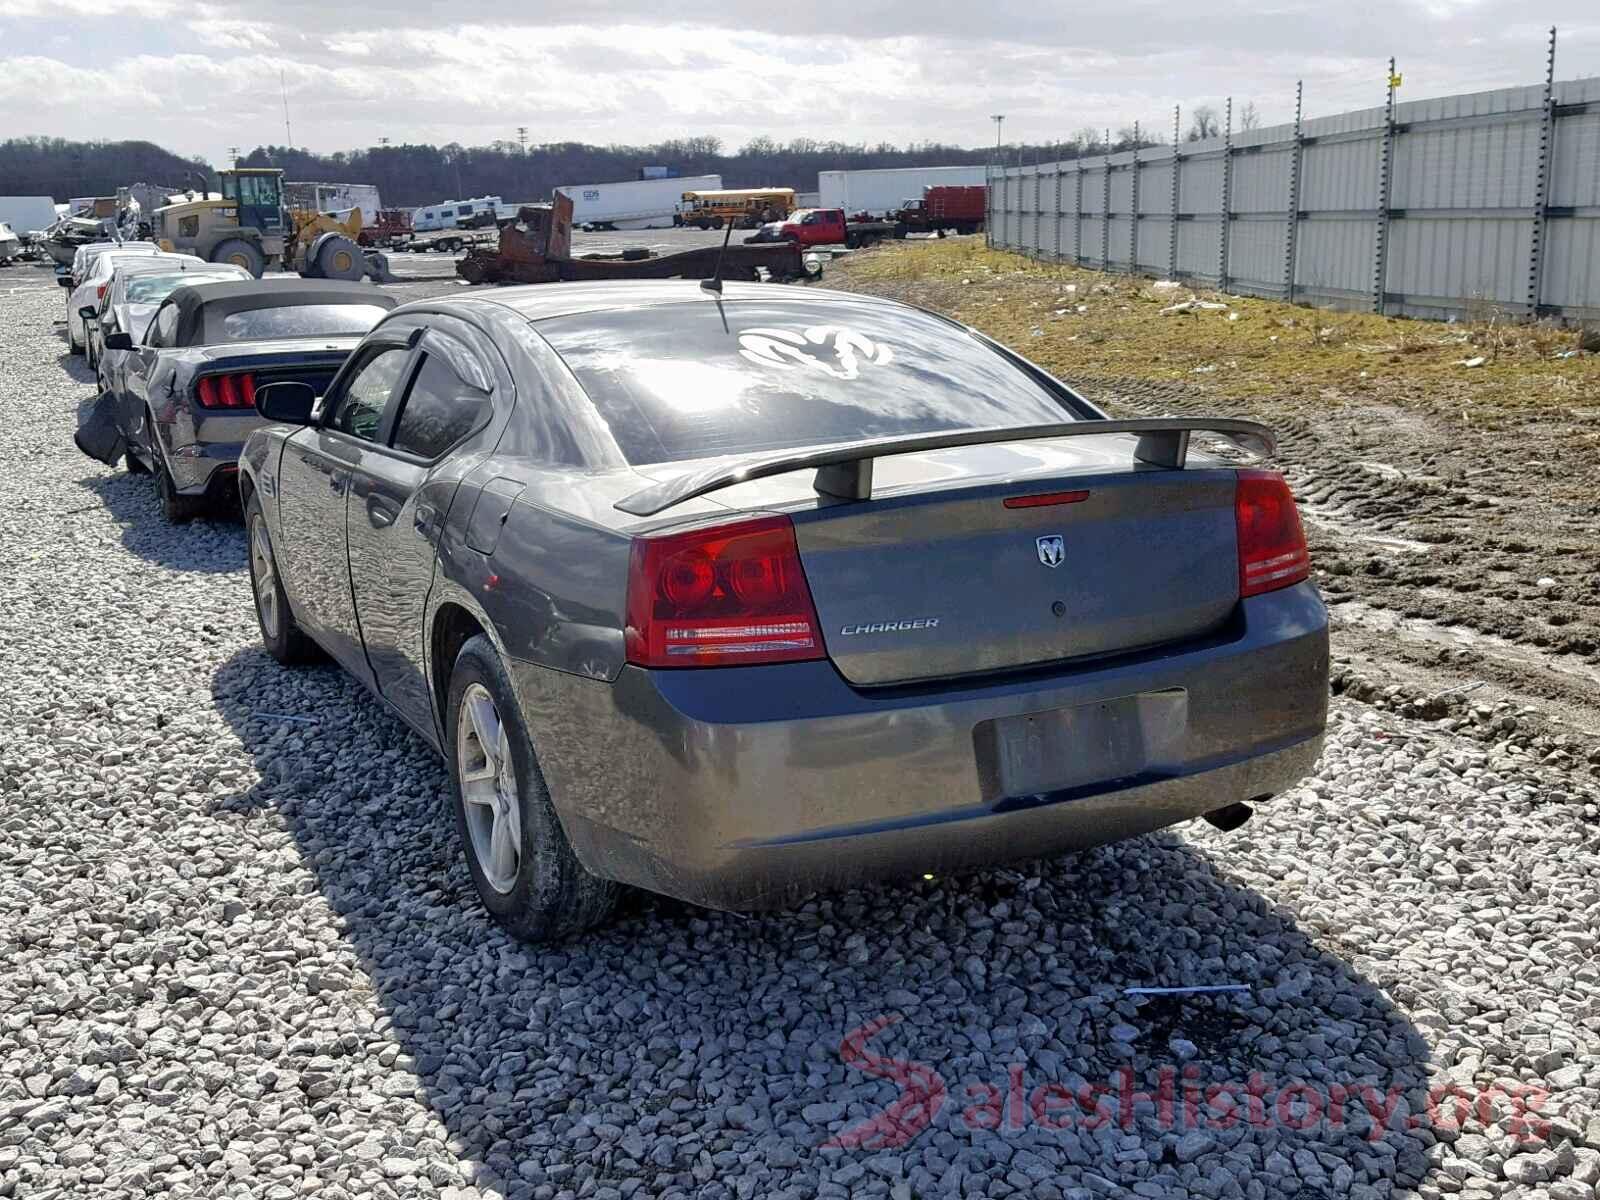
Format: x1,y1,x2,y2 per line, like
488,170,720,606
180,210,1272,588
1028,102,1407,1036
1284,80,1304,303
1170,106,1181,280
1373,59,1398,314
1074,160,1084,263
1218,98,1233,291
1054,157,1063,260
984,161,992,249
1035,160,1043,254
1101,128,1112,270
1527,25,1558,318
1130,121,1141,273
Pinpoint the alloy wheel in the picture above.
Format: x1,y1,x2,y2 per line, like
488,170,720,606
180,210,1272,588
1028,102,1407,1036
456,683,521,894
250,518,280,640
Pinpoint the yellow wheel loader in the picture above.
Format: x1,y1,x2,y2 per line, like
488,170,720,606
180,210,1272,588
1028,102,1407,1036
152,168,378,281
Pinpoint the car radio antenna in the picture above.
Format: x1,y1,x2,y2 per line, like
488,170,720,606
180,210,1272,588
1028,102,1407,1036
700,214,736,295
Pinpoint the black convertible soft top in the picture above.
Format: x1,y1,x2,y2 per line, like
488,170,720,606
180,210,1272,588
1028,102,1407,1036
164,279,396,347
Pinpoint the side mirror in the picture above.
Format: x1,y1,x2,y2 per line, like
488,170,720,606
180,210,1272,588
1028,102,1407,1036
57,275,73,288
104,332,134,351
79,305,98,319
255,380,316,424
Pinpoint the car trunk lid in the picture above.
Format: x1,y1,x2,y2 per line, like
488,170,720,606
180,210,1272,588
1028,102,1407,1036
788,444,1240,686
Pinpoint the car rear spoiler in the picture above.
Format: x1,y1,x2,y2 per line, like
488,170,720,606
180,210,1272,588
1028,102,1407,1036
614,417,1276,517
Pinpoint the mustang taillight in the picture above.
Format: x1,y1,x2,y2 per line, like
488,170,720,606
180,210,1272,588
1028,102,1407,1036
1235,470,1310,598
195,372,258,409
624,515,825,668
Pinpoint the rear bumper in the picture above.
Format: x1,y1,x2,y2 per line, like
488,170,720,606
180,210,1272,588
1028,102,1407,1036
512,582,1329,910
166,440,248,495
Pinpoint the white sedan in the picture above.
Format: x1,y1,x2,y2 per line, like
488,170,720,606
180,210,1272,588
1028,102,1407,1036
63,248,195,357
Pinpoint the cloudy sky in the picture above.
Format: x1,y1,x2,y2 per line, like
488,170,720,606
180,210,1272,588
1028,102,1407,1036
2,1,1597,165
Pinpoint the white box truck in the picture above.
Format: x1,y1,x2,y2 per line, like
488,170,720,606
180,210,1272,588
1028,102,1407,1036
555,174,722,230
816,166,988,219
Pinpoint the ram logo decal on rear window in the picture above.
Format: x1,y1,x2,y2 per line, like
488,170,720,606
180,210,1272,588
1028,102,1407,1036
737,326,893,381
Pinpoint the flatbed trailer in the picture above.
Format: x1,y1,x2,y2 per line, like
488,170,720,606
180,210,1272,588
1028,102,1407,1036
397,228,500,254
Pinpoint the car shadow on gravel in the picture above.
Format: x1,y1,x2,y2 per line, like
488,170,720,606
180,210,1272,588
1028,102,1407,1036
75,471,245,574
211,646,1437,1200
56,345,98,384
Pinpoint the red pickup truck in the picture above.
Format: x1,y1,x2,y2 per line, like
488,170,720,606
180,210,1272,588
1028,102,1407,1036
753,208,900,249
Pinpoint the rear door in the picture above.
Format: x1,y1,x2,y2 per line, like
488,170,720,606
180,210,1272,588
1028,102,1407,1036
344,319,498,733
275,339,414,683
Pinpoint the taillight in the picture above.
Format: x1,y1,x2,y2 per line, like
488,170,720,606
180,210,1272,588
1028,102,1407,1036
624,515,825,668
1235,470,1310,597
195,372,258,409
95,284,108,300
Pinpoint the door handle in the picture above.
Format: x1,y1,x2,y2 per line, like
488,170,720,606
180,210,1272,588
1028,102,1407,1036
414,503,437,537
366,495,398,528
329,474,345,495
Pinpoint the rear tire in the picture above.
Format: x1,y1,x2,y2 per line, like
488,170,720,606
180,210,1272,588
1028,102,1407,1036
154,453,204,523
447,635,620,943
316,236,364,281
211,238,266,277
246,495,318,665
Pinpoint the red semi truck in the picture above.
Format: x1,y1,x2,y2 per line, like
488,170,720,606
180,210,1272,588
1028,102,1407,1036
894,185,987,235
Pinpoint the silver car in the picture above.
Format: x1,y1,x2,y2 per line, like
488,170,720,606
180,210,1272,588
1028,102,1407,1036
85,258,251,391
239,281,1328,942
105,279,396,521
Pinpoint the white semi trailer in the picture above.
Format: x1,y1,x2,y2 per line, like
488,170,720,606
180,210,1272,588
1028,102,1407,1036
554,174,722,230
816,166,988,218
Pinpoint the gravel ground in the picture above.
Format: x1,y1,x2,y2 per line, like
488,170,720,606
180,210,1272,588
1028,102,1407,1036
3,261,1600,1200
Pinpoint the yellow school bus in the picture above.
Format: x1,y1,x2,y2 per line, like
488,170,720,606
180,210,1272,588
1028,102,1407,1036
677,188,796,230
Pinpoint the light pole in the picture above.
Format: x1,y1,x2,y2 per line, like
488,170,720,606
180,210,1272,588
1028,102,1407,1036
991,114,1005,150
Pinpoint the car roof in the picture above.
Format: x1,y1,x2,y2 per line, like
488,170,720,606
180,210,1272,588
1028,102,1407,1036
78,241,157,258
399,279,876,326
116,258,242,282
162,279,398,346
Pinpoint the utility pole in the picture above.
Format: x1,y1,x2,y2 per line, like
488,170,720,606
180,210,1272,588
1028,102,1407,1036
228,146,239,167
992,114,1005,151
516,126,529,154
279,69,293,150
378,137,391,148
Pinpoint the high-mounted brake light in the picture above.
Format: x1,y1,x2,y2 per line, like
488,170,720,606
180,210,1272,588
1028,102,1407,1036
1235,470,1310,598
625,515,825,668
1003,489,1090,509
195,372,258,409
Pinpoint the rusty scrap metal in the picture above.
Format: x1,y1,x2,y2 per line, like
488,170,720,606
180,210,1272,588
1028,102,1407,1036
457,194,812,286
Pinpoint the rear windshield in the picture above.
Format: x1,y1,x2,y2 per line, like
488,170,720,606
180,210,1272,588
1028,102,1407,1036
126,272,239,304
540,300,1077,465
218,304,388,342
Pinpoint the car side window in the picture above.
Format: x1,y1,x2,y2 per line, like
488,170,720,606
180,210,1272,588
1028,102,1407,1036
390,351,492,460
148,303,179,348
328,347,409,443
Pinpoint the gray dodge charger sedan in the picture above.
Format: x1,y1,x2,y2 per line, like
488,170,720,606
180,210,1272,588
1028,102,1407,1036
239,280,1328,942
